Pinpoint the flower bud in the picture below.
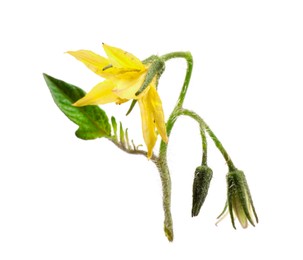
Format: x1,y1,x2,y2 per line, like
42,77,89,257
217,170,258,228
191,165,213,217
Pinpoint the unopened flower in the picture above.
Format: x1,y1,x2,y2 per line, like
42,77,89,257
67,44,168,158
192,165,213,217
217,170,258,229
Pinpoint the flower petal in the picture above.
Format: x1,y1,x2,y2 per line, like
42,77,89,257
148,85,168,143
112,72,148,100
138,98,157,159
102,43,145,70
73,80,118,106
232,195,248,228
67,50,110,77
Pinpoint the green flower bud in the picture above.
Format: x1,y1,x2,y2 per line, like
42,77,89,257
217,170,258,229
191,165,213,217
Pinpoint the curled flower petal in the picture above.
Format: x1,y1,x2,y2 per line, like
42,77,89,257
138,97,157,159
137,84,168,158
148,85,168,143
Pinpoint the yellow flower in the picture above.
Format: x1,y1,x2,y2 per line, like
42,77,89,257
67,44,168,158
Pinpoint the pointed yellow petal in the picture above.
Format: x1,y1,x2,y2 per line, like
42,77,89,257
102,43,145,70
73,80,118,106
138,98,157,159
67,50,111,77
148,85,168,143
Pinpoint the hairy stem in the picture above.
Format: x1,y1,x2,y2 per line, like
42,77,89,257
180,109,236,171
161,52,193,109
109,50,237,241
155,158,173,241
158,52,193,161
200,122,208,166
109,139,158,163
154,52,193,241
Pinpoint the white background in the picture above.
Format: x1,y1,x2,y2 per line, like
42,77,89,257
1,0,303,259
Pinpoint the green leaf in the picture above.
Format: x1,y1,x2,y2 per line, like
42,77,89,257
43,73,111,139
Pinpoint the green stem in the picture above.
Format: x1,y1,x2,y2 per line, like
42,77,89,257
180,109,236,171
155,52,193,241
110,139,158,163
155,158,173,242
200,122,208,166
161,52,193,109
110,51,237,241
110,137,173,241
159,52,193,156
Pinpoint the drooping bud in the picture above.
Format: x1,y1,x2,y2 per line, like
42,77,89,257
191,165,213,217
217,170,258,229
